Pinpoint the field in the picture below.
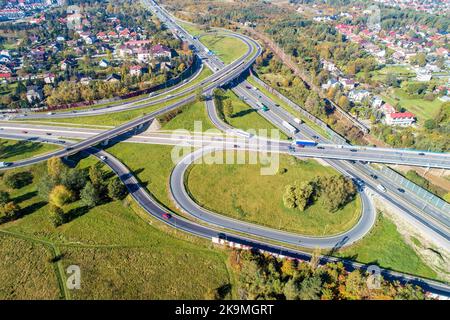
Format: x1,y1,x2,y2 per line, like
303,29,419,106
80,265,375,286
0,155,233,299
381,88,444,123
220,90,288,139
186,151,362,236
0,138,61,162
337,213,437,280
160,100,216,132
200,34,248,65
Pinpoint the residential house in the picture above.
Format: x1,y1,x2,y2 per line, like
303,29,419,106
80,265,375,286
129,65,143,76
371,96,384,108
26,86,43,103
381,103,396,115
151,44,172,59
105,73,121,82
99,59,110,68
44,73,55,84
385,112,416,126
339,78,356,90
348,90,370,103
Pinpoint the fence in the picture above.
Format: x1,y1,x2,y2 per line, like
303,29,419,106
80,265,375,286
380,166,450,214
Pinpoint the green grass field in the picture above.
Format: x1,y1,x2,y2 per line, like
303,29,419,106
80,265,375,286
0,155,233,299
381,88,444,123
186,151,361,236
0,234,61,299
337,213,437,280
160,100,216,132
200,34,248,65
221,90,288,139
0,139,61,162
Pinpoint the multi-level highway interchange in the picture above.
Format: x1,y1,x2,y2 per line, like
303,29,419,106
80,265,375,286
1,0,449,297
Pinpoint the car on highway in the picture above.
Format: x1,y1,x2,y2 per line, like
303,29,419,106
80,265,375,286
418,152,425,156
166,94,173,98
370,174,378,179
0,162,12,168
47,112,54,115
148,92,156,97
100,155,107,161
22,130,28,134
317,146,325,150
162,213,172,220
46,132,52,135
65,147,73,151
350,149,358,152
397,188,405,193
377,184,387,192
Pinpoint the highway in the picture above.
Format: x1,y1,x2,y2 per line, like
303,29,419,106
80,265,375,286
0,0,449,297
2,122,450,169
162,13,450,244
3,131,450,297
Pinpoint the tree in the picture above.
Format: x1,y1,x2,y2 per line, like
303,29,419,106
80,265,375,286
0,201,20,221
108,177,128,200
338,95,350,111
305,91,325,117
49,185,73,208
80,181,101,208
282,180,317,211
3,171,33,189
47,157,65,180
61,168,87,194
223,99,233,118
283,279,300,300
48,204,65,227
0,191,10,205
343,270,366,299
298,275,322,300
319,176,357,212
423,119,437,130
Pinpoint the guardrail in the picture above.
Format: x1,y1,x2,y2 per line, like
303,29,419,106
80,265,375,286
380,166,450,214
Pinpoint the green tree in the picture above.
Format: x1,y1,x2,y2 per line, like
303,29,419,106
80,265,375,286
80,181,101,208
283,279,300,300
108,177,128,200
319,176,357,212
0,191,10,205
48,204,65,227
298,275,322,300
3,171,33,189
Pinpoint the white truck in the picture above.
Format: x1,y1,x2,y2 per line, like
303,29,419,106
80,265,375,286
377,184,387,193
293,117,303,124
282,121,298,134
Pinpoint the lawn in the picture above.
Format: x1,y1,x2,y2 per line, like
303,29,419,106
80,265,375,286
186,151,362,236
0,155,233,299
337,213,437,280
220,90,288,139
0,138,61,162
381,88,444,123
0,234,61,300
200,34,248,65
105,143,184,212
177,20,205,37
159,100,216,132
